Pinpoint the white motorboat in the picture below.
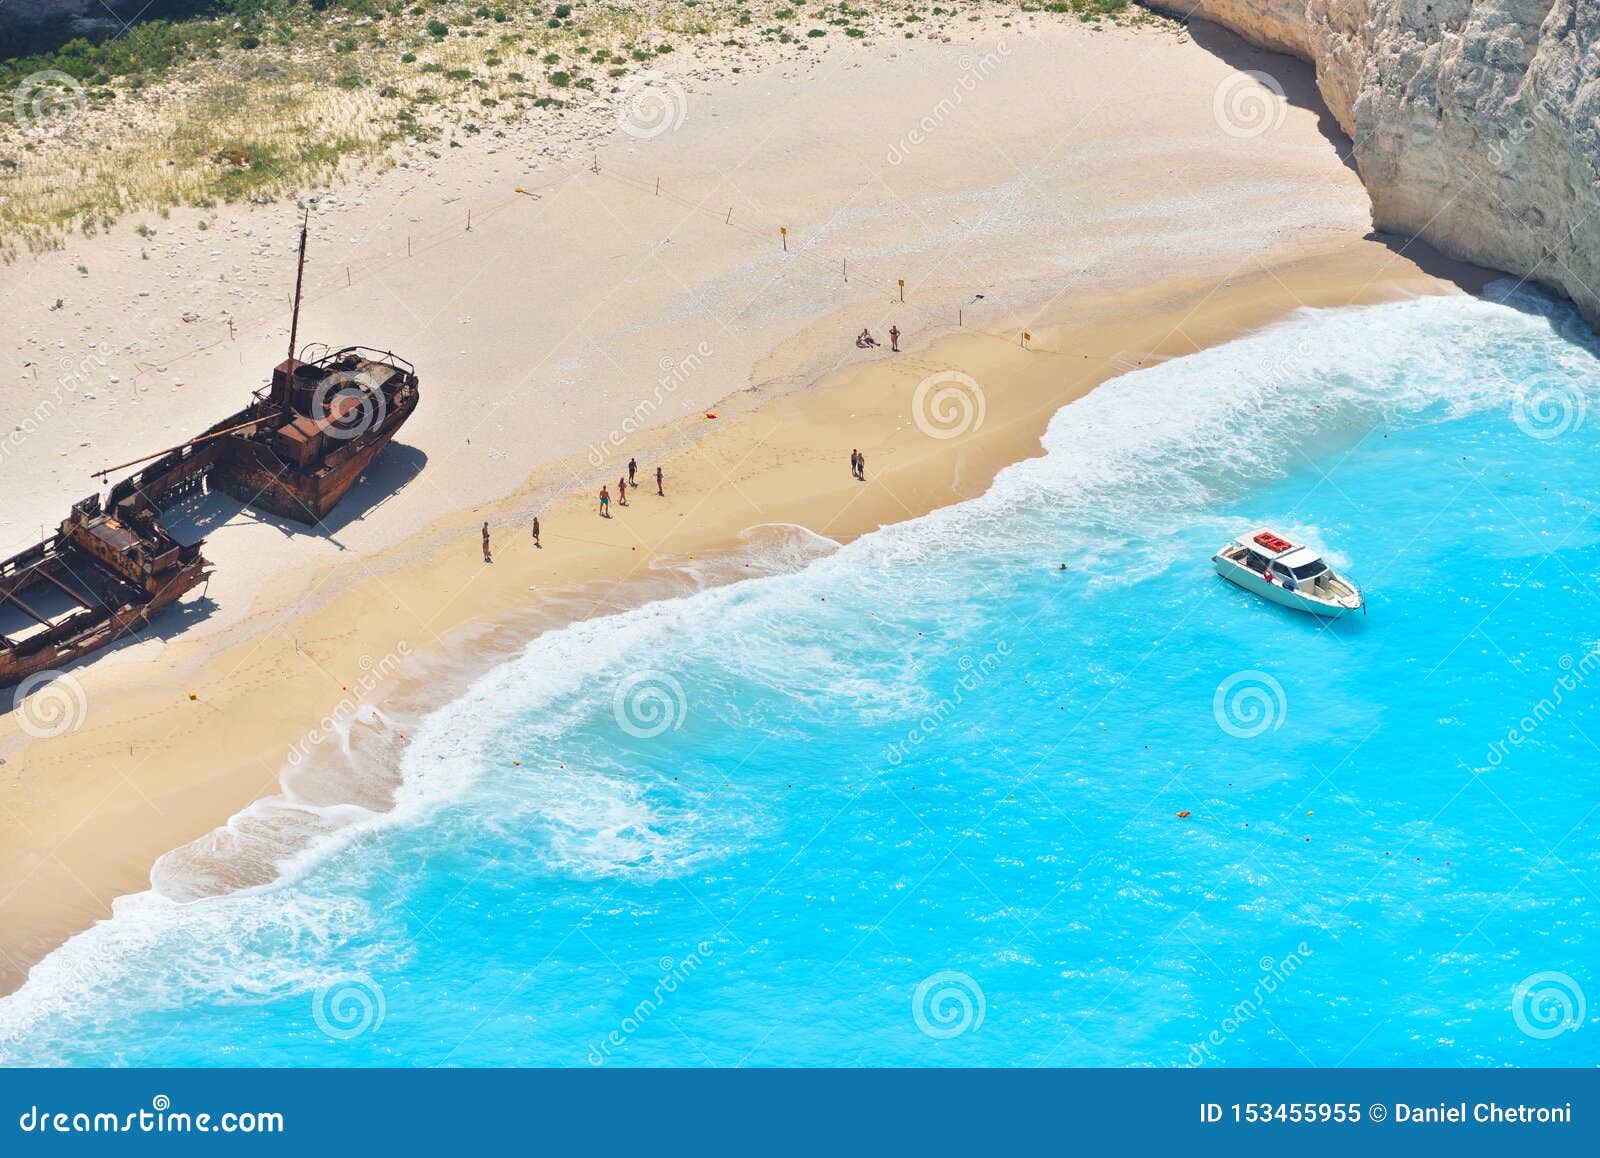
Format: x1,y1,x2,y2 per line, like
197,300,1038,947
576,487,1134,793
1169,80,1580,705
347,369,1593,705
1213,529,1365,618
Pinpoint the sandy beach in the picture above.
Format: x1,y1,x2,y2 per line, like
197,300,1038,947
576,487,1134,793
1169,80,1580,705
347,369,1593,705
0,17,1492,992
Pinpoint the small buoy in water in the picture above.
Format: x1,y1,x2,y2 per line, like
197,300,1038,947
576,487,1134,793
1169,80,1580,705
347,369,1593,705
1176,810,1191,818
513,760,521,766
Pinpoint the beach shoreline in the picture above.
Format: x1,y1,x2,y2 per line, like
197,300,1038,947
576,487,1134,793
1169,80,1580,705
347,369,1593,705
0,232,1489,995
0,12,1503,998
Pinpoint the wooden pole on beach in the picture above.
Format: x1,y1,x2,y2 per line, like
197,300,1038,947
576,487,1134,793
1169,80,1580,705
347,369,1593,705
467,208,472,232
780,227,788,252
1021,331,1031,349
407,236,411,258
898,278,905,303
959,308,963,327
655,177,660,196
843,258,847,283
725,206,733,224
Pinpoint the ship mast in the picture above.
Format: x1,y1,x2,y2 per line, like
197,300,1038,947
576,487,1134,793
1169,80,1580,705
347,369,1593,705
286,208,309,364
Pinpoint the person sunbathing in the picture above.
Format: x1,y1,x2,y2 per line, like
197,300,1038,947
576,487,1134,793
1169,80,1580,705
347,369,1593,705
856,329,879,349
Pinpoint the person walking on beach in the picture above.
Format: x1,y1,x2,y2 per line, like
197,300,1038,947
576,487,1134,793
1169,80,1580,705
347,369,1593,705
619,476,629,506
628,457,638,487
531,515,541,548
481,521,492,563
850,449,860,480
889,325,900,353
655,465,664,496
857,451,867,482
599,485,611,518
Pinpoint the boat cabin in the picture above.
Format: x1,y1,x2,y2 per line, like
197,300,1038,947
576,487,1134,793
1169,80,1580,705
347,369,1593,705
1227,531,1331,589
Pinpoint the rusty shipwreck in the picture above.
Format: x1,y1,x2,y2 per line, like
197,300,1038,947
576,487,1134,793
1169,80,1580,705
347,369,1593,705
0,216,419,689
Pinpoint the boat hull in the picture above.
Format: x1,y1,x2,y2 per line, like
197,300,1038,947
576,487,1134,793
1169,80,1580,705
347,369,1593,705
213,389,417,525
1213,555,1362,619
0,548,208,689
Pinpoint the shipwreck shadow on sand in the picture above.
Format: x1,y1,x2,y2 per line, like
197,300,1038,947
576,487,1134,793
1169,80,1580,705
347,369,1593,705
158,443,429,548
1182,16,1358,176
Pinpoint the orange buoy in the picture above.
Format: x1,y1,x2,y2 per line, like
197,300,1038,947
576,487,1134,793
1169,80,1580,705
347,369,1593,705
1176,810,1191,818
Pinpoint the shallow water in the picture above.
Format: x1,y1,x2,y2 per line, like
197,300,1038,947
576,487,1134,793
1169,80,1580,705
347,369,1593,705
3,284,1597,1067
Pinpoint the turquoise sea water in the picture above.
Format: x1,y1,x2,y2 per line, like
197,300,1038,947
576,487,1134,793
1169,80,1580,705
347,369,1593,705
3,285,1598,1067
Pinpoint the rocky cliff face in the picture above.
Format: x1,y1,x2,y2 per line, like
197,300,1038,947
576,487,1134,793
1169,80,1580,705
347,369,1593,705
1160,0,1600,327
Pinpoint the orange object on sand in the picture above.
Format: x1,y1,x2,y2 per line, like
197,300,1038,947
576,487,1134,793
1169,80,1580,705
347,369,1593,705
705,412,718,419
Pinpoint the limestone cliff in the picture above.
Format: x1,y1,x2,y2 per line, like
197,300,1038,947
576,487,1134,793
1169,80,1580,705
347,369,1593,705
1156,0,1600,327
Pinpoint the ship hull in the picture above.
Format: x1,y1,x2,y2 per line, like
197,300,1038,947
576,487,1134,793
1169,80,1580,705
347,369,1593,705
214,365,420,525
0,549,207,689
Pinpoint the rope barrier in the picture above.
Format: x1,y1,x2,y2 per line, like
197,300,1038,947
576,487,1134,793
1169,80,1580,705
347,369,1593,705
88,150,1017,411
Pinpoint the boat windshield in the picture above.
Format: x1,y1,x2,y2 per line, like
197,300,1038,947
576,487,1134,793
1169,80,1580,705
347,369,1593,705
1288,560,1328,580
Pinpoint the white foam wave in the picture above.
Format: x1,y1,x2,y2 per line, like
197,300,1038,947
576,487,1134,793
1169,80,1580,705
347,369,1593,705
3,287,1595,1055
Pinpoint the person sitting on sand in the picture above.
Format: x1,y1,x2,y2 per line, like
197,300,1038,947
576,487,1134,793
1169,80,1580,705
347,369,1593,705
599,485,611,518
856,329,879,349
